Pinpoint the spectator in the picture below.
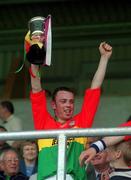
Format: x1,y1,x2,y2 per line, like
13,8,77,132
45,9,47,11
29,41,112,180
87,151,111,180
107,140,131,179
19,140,38,178
0,100,23,145
0,101,23,132
0,148,28,179
86,137,111,180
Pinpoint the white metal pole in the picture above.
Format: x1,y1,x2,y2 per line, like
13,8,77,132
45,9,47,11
57,134,67,180
0,127,131,140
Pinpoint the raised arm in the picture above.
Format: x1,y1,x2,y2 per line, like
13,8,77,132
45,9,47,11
91,42,112,89
79,120,131,165
30,64,42,93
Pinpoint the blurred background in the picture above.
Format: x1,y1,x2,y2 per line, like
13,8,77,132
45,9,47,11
0,0,131,130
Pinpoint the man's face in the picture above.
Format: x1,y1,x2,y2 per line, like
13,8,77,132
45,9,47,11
2,151,19,176
91,151,108,166
51,90,74,122
23,144,38,161
0,105,6,119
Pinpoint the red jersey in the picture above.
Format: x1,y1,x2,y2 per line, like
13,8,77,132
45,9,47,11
30,88,101,179
30,88,101,130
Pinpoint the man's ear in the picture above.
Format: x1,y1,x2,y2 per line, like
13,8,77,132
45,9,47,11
116,150,122,159
51,101,56,110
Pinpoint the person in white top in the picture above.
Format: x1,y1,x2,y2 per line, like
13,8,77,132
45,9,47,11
0,100,23,132
0,100,23,145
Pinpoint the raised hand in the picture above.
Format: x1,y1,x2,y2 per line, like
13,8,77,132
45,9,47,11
79,147,97,166
99,42,112,59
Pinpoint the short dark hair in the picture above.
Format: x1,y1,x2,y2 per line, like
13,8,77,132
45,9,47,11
52,87,75,101
0,101,14,114
0,125,7,131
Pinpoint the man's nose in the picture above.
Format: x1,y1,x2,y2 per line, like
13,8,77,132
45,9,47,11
65,102,71,106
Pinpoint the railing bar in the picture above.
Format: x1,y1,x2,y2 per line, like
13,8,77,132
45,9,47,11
0,127,131,140
57,134,66,180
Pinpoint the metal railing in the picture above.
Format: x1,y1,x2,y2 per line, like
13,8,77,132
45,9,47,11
1,127,131,180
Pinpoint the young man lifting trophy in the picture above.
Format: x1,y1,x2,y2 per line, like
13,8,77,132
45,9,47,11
25,14,113,180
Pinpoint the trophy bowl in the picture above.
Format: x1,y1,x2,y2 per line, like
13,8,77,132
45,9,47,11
28,16,45,37
25,15,52,66
26,16,46,65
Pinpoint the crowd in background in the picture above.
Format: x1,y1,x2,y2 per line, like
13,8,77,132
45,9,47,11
0,100,38,180
0,100,131,179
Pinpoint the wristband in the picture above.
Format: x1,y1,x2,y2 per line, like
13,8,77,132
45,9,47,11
90,139,107,153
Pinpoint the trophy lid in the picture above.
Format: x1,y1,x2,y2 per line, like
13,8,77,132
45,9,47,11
28,16,45,36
